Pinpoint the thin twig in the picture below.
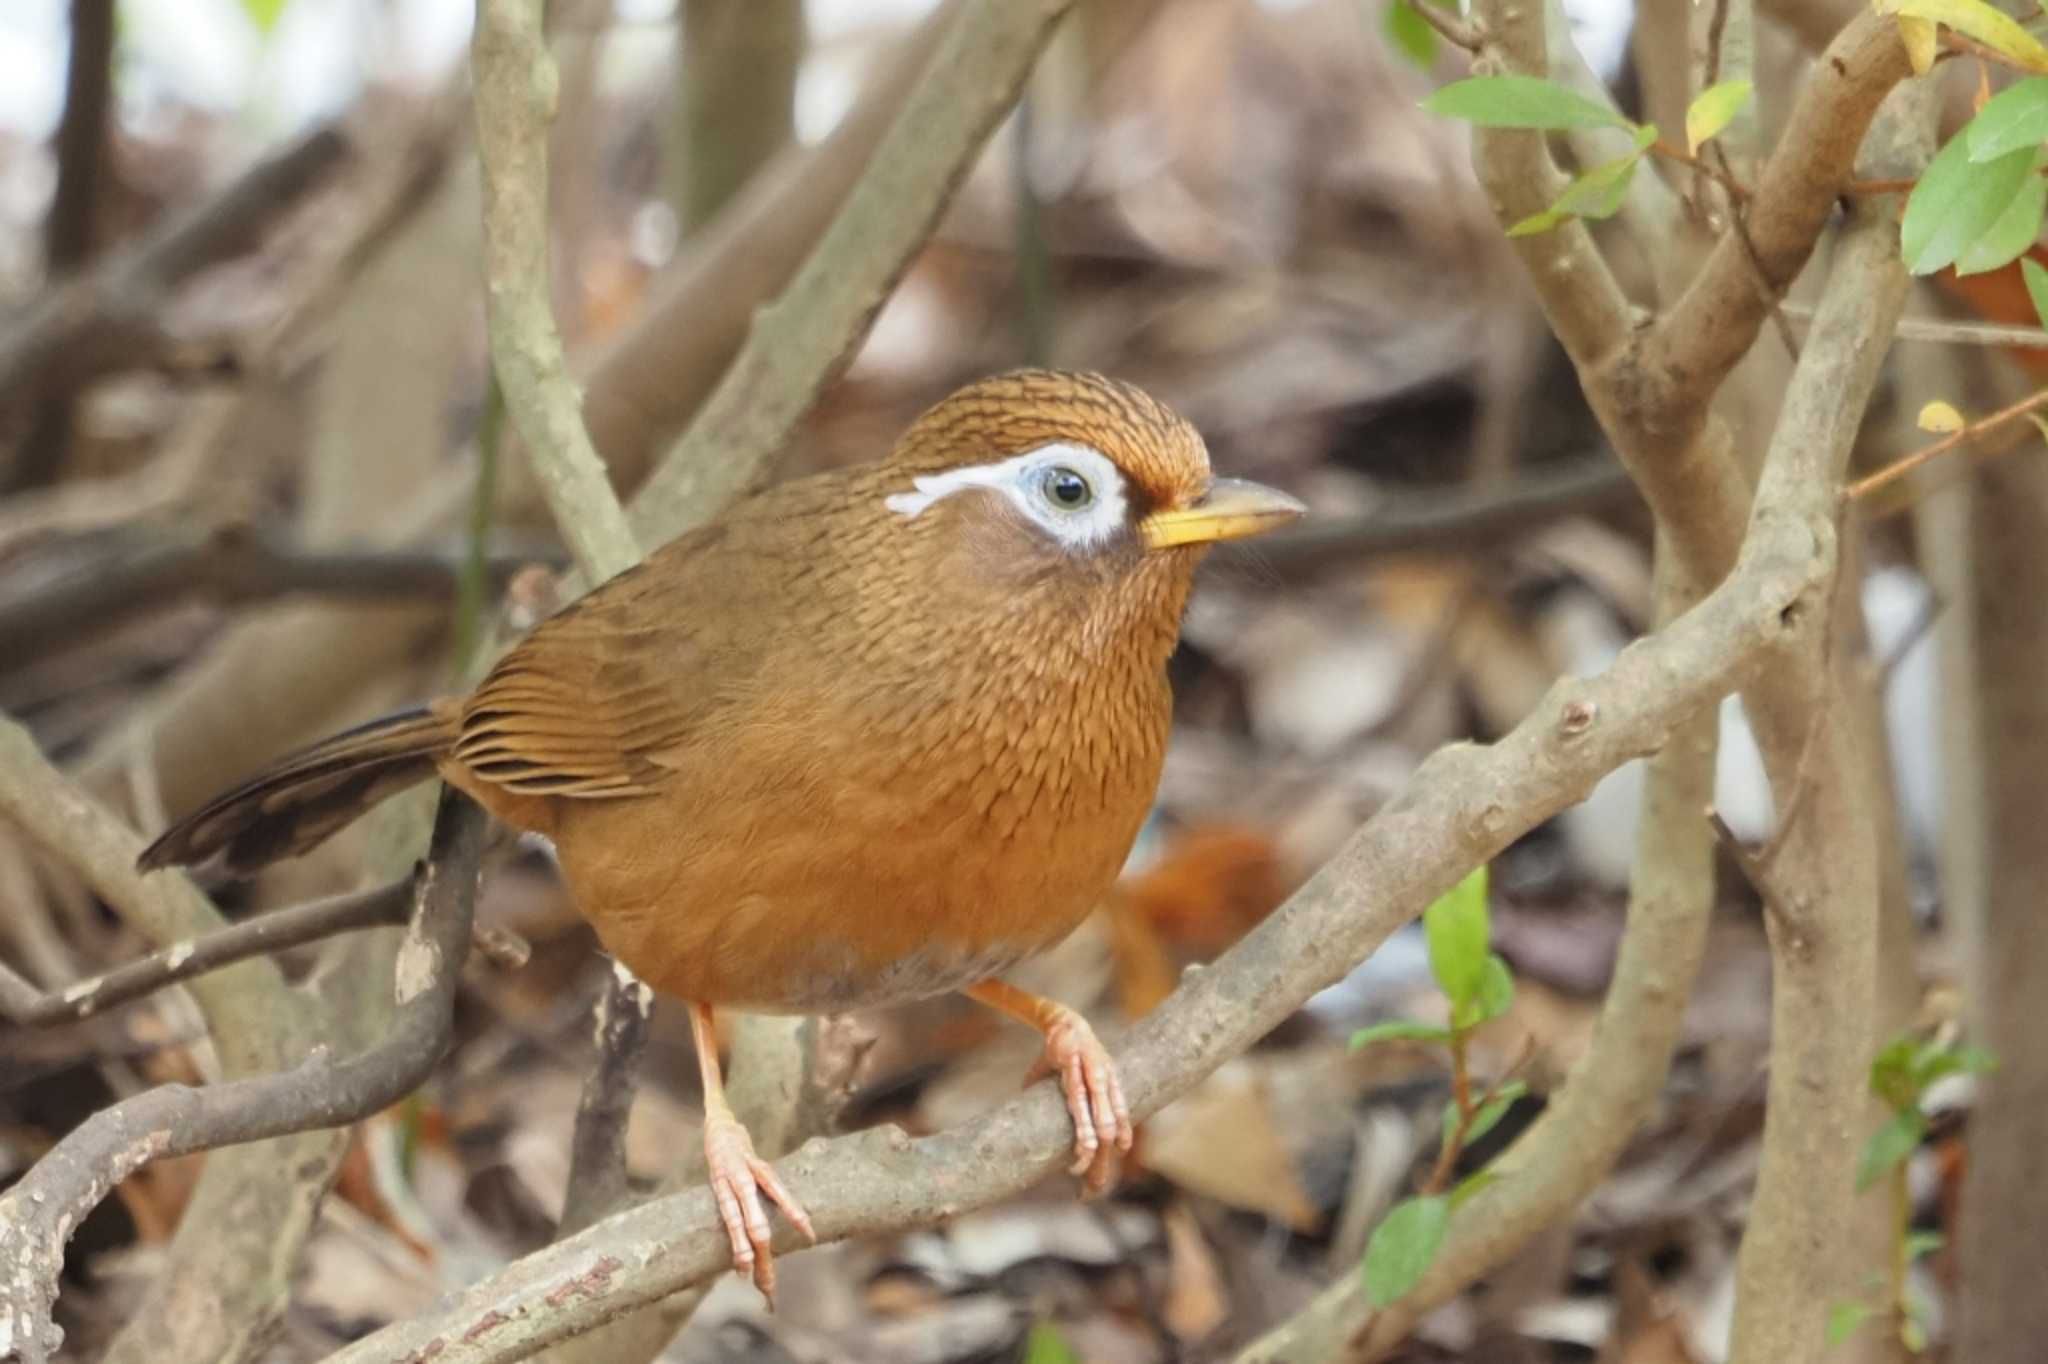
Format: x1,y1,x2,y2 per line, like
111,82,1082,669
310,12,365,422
1716,143,1802,361
0,123,352,411
1411,0,1483,51
557,964,656,1237
1845,384,2048,501
0,522,556,672
1787,307,2048,350
0,880,412,1027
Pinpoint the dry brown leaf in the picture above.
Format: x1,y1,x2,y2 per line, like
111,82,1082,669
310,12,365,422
1161,1199,1230,1342
1142,1059,1321,1231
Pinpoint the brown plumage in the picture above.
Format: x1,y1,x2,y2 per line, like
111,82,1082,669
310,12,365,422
138,369,1304,1299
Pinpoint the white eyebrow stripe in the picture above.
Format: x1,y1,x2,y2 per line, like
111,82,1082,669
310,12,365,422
884,442,1130,550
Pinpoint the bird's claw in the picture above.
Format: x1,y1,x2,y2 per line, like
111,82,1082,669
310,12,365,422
1039,1006,1134,1195
703,1112,816,1307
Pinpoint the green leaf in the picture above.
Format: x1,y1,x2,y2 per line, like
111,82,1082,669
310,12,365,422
1384,0,1439,67
1901,134,2038,276
1882,0,2048,73
241,0,289,36
1686,79,1753,153
1449,1168,1500,1209
1443,1079,1529,1146
1904,1230,1945,1261
1856,1108,1927,1191
1022,1322,1080,1364
1949,1043,2000,1075
1421,75,1633,130
1477,952,1515,1021
1506,150,1643,236
1362,1195,1451,1307
2025,257,2048,328
1901,1314,1928,1353
1910,1038,1999,1085
1424,866,1491,1006
1827,1300,1876,1347
1957,154,2047,276
1870,1033,1921,1106
1968,77,2048,162
1350,1019,1455,1050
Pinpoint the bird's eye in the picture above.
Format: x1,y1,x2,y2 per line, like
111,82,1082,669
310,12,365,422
1040,465,1094,510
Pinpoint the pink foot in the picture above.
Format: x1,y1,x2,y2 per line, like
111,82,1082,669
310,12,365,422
702,1111,815,1307
1039,1006,1135,1195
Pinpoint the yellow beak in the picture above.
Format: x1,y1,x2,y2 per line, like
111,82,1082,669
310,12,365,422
1140,477,1306,551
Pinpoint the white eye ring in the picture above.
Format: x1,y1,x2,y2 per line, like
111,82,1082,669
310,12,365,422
885,442,1129,551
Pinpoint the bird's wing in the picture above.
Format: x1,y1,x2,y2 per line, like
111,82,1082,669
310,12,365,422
450,527,744,799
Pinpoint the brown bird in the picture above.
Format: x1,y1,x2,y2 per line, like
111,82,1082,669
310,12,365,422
139,369,1304,1299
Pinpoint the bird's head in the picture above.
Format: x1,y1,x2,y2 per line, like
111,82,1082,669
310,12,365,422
880,371,1304,620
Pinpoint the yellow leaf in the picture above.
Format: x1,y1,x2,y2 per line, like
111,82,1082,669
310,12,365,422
1897,14,1938,73
1879,0,2048,73
1685,80,1754,153
1918,400,1967,432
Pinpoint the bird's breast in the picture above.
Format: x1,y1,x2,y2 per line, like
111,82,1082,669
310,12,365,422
552,656,1172,1013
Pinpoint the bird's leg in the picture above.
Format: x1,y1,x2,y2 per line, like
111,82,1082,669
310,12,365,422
963,979,1134,1194
688,1001,815,1305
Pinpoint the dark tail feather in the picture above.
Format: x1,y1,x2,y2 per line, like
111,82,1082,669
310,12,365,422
137,706,457,875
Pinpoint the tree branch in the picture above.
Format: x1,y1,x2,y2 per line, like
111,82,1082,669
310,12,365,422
318,489,1836,1363
0,788,486,1364
0,523,555,671
0,879,411,1027
0,123,351,412
626,0,1078,544
1254,456,1638,576
474,0,640,585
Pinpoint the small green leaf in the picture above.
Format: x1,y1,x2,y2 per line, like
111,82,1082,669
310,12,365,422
1362,1195,1451,1307
1882,0,2048,73
1022,1322,1080,1364
1827,1300,1876,1347
1384,0,1439,67
1904,1230,1945,1261
1424,866,1491,1007
1449,1168,1500,1209
1950,1043,1999,1074
1686,79,1753,153
1901,1037,2003,1090
1901,1314,1929,1353
1856,1108,1927,1191
1968,77,2048,161
1422,75,1633,130
1957,154,2047,276
1350,1019,1455,1050
1900,134,2037,276
1477,953,1515,1022
1506,150,1643,236
1444,1079,1529,1146
1870,1033,1921,1106
241,0,289,36
2024,257,2048,328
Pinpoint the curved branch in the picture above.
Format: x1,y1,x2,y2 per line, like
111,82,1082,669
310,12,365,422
0,791,486,1364
317,492,1833,1363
